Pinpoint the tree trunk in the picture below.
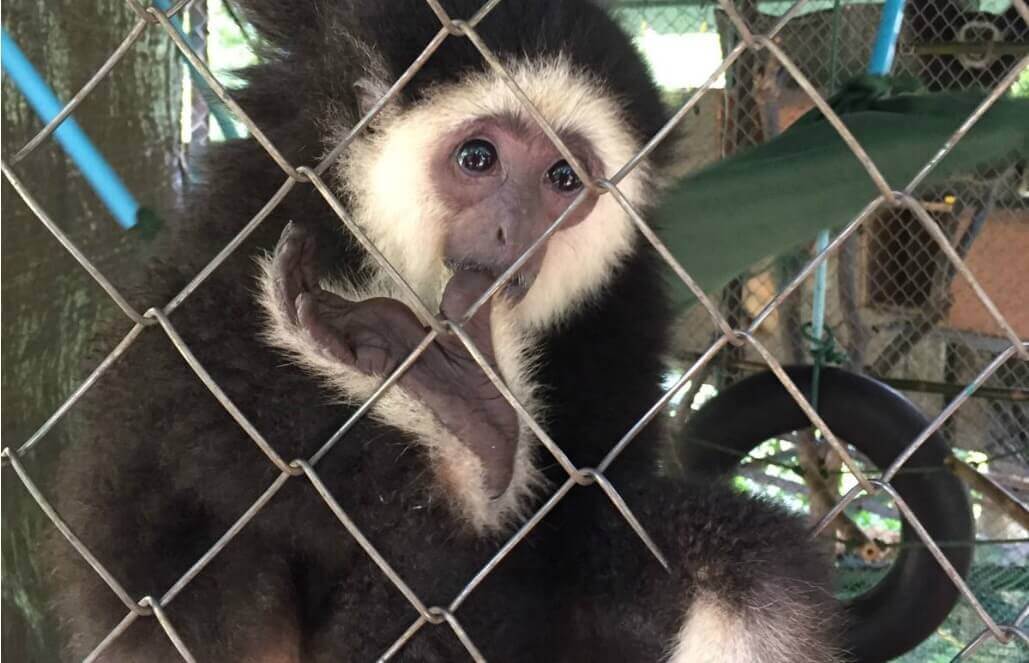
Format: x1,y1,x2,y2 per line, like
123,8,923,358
2,2,182,660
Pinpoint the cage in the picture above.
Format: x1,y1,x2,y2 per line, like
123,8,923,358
2,1,1027,661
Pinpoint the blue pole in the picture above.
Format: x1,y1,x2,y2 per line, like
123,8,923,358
868,0,908,76
810,230,831,346
2,28,140,229
809,0,907,404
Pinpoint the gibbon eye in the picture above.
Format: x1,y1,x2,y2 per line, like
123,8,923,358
546,160,583,193
456,139,498,174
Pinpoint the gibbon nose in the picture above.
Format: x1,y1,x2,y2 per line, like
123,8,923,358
493,204,534,248
490,199,548,276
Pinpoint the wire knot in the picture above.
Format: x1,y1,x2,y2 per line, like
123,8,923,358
426,606,450,625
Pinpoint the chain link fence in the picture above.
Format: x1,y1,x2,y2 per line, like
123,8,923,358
2,0,1027,661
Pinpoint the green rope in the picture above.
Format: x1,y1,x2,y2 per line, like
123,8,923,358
802,321,848,410
802,322,848,366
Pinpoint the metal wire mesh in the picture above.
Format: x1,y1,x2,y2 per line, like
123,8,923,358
624,1,1028,659
1,0,1027,661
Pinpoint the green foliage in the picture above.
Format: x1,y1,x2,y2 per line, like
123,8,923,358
207,0,257,84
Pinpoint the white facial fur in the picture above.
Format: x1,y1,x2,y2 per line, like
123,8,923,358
337,56,653,331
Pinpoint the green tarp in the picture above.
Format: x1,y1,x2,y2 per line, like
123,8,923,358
655,76,1029,311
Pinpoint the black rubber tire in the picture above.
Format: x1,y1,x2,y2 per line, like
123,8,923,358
677,366,974,663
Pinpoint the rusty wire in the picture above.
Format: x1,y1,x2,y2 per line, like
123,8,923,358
2,0,1028,660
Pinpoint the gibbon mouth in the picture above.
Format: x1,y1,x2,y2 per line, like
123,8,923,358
444,259,535,302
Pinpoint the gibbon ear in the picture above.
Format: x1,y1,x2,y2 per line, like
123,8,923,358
354,76,393,118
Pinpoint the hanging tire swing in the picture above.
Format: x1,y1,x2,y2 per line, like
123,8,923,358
677,366,974,663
